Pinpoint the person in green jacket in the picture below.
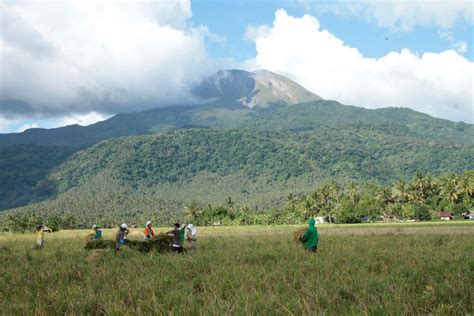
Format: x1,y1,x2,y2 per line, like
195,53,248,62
301,218,318,253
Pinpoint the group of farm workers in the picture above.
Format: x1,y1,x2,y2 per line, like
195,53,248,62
34,217,317,253
110,221,197,253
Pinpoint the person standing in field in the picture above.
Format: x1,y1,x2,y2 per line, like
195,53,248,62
167,223,184,254
301,218,318,253
186,224,197,251
115,223,128,252
143,221,155,240
90,224,102,240
179,223,186,247
34,224,45,250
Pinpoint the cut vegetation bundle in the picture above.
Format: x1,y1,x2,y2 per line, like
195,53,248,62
293,227,307,241
85,233,173,253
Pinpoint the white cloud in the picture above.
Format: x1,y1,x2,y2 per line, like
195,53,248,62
453,41,468,54
246,9,474,123
60,112,111,127
0,0,220,118
438,30,455,42
308,0,474,31
437,31,468,55
0,112,110,133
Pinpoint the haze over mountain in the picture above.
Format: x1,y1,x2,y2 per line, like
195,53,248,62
0,69,321,146
0,69,472,216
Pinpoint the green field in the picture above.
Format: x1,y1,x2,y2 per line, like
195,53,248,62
1,222,473,314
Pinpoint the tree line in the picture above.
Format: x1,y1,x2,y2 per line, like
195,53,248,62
2,171,472,232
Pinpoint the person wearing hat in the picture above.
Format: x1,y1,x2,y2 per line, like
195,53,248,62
90,224,103,240
186,224,197,251
143,221,155,240
115,223,128,252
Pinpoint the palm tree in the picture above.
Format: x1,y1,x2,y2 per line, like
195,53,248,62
298,196,315,219
392,180,410,204
238,206,252,225
225,197,236,219
184,201,201,222
347,181,359,203
457,175,473,198
328,180,341,203
408,190,424,203
440,181,460,204
413,172,428,198
376,186,393,204
286,193,298,212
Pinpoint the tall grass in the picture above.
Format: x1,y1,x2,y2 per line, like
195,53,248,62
0,226,472,314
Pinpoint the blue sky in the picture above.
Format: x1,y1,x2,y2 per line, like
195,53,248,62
0,0,472,133
191,0,473,62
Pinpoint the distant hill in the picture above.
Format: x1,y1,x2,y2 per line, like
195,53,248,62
4,126,473,223
0,69,472,214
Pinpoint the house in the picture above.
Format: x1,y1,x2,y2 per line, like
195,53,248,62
315,216,326,224
437,212,454,220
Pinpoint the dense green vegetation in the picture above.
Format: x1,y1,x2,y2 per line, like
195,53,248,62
0,100,472,213
2,101,471,147
0,226,472,314
2,165,472,231
0,145,74,211
180,171,473,226
46,127,474,187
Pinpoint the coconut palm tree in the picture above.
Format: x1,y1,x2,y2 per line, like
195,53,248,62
457,174,473,198
286,193,298,213
298,196,316,219
392,180,410,204
376,186,393,204
184,201,201,222
413,172,428,198
347,181,360,203
440,181,460,204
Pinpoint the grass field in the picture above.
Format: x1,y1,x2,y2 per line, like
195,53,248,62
1,222,473,315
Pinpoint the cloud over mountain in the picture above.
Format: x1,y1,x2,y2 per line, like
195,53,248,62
246,9,473,123
0,0,217,119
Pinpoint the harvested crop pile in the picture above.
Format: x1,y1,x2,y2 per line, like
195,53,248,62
84,239,115,249
293,227,306,241
85,234,173,253
127,234,174,253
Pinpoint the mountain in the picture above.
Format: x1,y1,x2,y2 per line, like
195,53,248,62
0,69,472,214
0,69,321,147
192,69,321,108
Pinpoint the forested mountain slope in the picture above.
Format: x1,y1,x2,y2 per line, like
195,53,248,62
5,127,472,223
0,70,472,213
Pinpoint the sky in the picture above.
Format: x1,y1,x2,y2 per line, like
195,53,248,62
0,0,473,133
